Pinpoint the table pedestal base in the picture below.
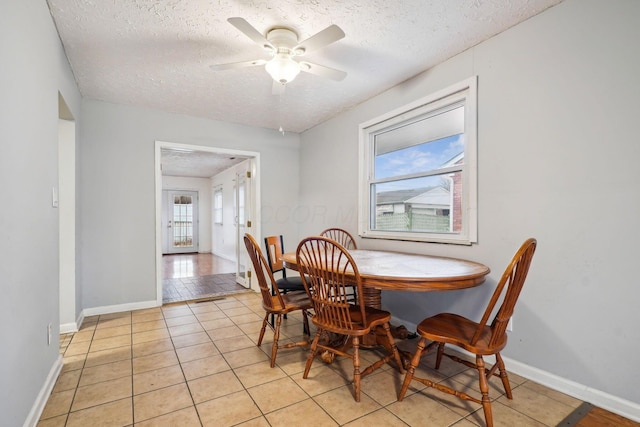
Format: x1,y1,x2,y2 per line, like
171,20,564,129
361,286,414,367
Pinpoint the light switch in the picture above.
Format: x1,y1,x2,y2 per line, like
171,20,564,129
52,187,59,208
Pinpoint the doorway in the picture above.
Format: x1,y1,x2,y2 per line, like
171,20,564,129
58,93,78,333
155,141,261,306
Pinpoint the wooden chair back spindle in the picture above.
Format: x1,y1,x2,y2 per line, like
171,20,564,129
319,228,358,250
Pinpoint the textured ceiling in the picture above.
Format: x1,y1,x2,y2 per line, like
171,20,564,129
48,0,564,137
160,149,248,178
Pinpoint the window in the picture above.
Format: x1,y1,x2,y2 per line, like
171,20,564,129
358,77,477,244
213,187,223,225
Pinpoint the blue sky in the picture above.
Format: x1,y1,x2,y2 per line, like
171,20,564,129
375,134,463,180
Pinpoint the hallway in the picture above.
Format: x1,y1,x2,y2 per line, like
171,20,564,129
162,254,248,304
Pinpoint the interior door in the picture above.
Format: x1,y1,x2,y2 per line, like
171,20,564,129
164,190,199,254
235,171,251,287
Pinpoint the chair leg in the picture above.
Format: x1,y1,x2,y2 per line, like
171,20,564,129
303,329,322,379
382,322,404,373
352,336,361,402
302,310,310,336
270,314,282,368
270,287,276,327
398,337,428,400
495,352,513,399
476,355,494,427
282,288,288,319
435,342,445,369
257,313,269,347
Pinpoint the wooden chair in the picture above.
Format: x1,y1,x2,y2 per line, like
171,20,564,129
264,235,306,294
397,238,537,427
296,236,404,402
244,233,311,368
319,228,357,250
264,235,308,332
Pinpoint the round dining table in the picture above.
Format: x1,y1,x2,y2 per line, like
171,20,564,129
282,248,490,365
281,249,491,309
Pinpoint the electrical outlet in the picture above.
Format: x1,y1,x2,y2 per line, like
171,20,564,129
47,323,52,346
507,317,513,332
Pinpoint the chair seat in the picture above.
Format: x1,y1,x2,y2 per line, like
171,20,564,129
417,313,507,355
275,275,305,292
276,291,312,312
312,305,392,336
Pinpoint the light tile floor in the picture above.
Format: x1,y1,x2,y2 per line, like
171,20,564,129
40,291,587,426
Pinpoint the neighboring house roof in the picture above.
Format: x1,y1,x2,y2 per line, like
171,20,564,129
376,187,434,205
377,186,450,209
406,186,451,208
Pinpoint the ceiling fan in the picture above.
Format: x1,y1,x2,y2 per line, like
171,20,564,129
211,17,347,94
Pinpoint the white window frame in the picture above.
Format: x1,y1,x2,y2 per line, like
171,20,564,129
358,76,478,245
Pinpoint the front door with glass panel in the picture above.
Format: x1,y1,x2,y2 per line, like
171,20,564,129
164,190,199,254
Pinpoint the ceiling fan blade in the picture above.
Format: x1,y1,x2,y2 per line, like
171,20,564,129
298,61,347,81
272,80,286,95
294,25,345,55
210,59,267,71
227,17,273,49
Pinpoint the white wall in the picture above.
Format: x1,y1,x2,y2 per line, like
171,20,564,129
78,100,301,310
162,175,213,253
0,0,81,425
300,0,640,417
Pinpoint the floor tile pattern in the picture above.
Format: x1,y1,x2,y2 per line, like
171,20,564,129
163,273,248,304
39,291,601,427
162,254,246,304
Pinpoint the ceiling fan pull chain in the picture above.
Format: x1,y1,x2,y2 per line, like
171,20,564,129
278,94,285,135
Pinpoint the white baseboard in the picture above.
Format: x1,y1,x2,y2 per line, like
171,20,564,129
82,299,159,317
23,355,63,427
504,356,640,422
60,311,85,334
59,322,77,334
211,251,235,264
391,316,640,422
76,311,84,331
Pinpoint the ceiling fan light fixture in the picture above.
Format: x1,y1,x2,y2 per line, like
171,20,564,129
265,53,301,84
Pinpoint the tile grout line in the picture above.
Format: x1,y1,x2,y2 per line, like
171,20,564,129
170,302,204,427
